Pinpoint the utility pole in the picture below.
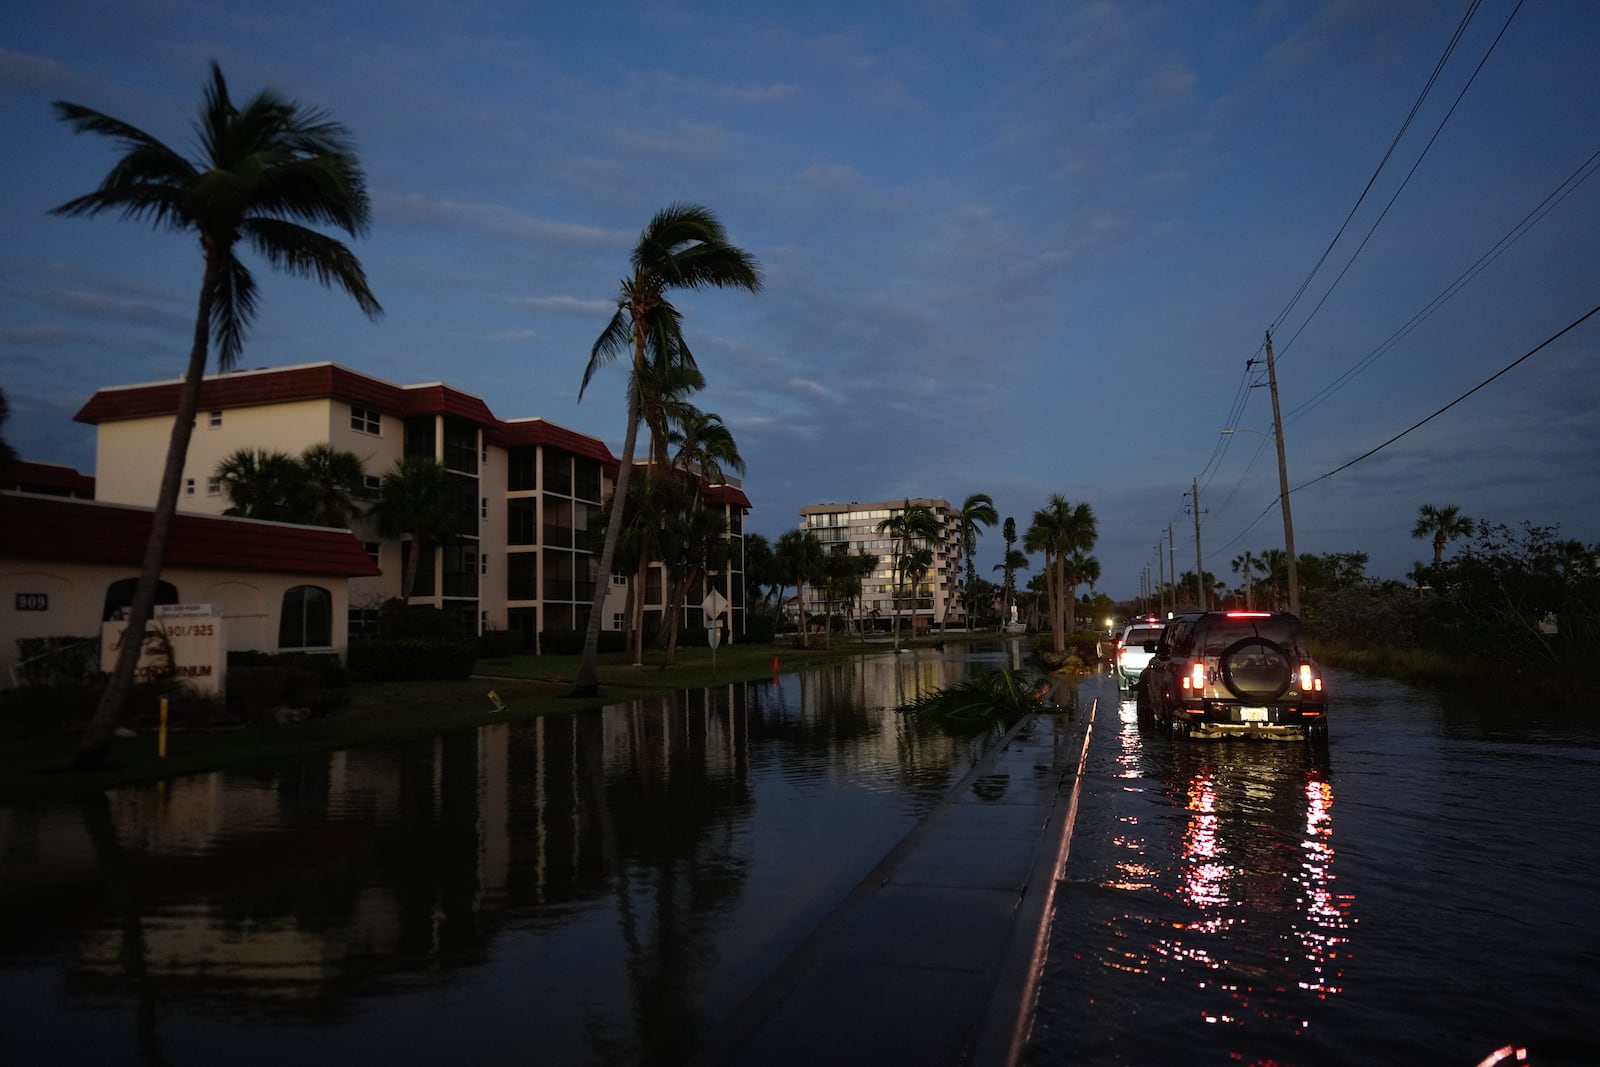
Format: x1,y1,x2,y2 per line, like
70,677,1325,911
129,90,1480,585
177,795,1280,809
1168,526,1177,616
1264,330,1300,616
1191,480,1205,610
1156,541,1165,616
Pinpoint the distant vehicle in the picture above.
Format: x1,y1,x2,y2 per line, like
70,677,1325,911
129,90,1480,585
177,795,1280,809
1137,611,1327,742
1114,616,1165,690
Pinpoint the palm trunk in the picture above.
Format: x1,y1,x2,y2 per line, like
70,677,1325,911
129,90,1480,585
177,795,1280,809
76,258,218,768
572,378,641,696
631,556,648,665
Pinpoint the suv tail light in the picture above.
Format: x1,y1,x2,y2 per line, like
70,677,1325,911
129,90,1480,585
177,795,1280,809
1299,663,1322,692
1183,662,1206,690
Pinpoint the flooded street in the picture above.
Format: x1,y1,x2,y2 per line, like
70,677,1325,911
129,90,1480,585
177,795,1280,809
1026,669,1600,1066
3,648,1597,1066
0,645,1017,1066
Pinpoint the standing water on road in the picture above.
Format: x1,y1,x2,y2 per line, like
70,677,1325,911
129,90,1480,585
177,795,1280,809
1026,669,1600,1066
0,644,1022,1066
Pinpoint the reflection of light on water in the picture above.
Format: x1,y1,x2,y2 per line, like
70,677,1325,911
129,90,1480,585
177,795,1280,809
1116,699,1142,778
1147,760,1355,1036
1295,771,1352,998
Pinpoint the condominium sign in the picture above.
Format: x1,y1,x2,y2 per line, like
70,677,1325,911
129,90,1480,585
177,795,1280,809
101,604,226,696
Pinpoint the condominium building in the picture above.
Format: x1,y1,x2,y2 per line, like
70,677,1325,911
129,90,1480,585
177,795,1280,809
74,362,751,651
796,498,964,631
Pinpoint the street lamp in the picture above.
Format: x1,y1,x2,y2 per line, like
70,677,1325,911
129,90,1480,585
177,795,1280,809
1221,425,1300,616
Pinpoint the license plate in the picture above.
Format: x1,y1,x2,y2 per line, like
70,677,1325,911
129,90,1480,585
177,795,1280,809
1239,707,1269,722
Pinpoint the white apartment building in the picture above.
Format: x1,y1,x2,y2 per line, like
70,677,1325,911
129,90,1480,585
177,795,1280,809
75,362,752,651
796,498,965,632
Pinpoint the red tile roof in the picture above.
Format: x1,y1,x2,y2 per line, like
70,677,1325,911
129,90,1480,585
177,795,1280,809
7,460,96,497
704,484,753,510
0,493,382,578
72,362,620,471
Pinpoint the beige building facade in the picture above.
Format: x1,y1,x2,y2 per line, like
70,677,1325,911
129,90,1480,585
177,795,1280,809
74,362,752,652
797,498,965,632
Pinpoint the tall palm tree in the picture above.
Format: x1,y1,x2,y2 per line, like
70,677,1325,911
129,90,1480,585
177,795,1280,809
1062,550,1100,636
903,546,936,634
742,532,777,613
371,456,460,599
0,389,18,482
1024,496,1097,653
53,62,380,768
670,407,744,506
996,517,1021,627
572,204,761,697
876,500,940,647
1231,550,1263,610
940,493,997,633
1413,503,1475,567
297,443,370,528
775,528,826,648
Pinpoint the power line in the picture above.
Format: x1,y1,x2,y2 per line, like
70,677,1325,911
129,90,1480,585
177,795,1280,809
1284,143,1600,424
1205,301,1600,562
1271,0,1486,333
1275,0,1527,366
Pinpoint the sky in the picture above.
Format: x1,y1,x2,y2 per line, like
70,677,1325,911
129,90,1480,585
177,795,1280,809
4,0,1598,602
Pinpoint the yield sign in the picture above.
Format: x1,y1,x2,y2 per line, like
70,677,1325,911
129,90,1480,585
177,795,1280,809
701,589,728,619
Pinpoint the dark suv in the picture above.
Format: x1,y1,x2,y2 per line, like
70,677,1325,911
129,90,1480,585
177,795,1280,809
1136,611,1328,742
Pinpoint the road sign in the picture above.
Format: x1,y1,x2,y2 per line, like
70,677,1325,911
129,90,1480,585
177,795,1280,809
702,589,728,619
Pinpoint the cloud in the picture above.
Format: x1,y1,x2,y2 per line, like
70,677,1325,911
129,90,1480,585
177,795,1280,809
0,324,88,345
503,294,616,316
373,191,627,247
35,290,191,331
0,47,82,91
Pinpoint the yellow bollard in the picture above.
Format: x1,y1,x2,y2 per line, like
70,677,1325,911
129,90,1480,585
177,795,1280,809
158,697,168,758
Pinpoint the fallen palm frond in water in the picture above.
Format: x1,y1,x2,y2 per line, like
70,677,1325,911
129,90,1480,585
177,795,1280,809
902,668,1054,721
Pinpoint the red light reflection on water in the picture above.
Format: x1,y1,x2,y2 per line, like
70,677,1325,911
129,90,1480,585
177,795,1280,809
1152,761,1356,1038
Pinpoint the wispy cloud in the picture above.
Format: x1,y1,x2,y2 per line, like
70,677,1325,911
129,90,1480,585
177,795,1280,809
374,192,627,247
503,294,616,316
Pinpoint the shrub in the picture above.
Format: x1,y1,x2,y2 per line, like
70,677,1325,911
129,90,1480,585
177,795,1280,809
538,629,626,655
347,638,476,681
476,630,516,659
13,635,100,685
744,614,776,644
377,600,463,640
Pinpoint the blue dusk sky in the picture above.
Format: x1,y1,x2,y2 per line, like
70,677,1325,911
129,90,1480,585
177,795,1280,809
3,0,1598,599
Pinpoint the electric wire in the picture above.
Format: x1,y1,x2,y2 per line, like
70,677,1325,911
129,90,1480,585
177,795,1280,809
1275,0,1527,366
1204,302,1600,562
1284,143,1600,424
1270,0,1485,332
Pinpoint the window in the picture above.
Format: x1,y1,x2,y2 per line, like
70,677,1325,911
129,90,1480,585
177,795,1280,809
184,478,195,496
442,544,479,597
279,585,332,649
481,497,488,520
351,405,381,435
507,554,537,600
363,542,381,565
363,474,382,493
480,554,488,575
206,476,222,496
508,448,537,491
208,410,223,428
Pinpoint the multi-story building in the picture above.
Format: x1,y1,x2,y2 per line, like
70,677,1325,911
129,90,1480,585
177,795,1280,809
796,498,964,632
74,362,751,651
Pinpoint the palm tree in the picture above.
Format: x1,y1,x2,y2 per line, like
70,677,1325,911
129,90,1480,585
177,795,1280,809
0,389,18,482
1024,496,1097,653
993,549,1030,629
876,501,941,647
53,62,380,768
670,407,744,505
903,546,936,635
1413,503,1475,567
775,528,826,648
1062,550,1100,636
742,532,777,613
941,493,997,633
371,456,460,599
1231,550,1263,610
572,204,762,697
297,443,370,528
658,502,729,666
217,448,305,521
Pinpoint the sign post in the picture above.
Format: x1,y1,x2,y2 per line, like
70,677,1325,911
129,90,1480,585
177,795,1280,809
702,589,729,683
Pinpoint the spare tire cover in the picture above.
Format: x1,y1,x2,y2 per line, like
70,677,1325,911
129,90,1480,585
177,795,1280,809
1219,637,1292,701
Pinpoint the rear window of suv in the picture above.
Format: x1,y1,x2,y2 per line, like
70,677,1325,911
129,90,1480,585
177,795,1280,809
1124,626,1164,647
1194,615,1306,654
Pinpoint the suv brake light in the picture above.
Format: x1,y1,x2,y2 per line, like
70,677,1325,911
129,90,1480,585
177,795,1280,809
1183,662,1205,690
1298,663,1322,691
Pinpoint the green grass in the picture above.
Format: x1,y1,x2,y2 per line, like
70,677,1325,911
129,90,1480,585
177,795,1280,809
0,632,995,805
